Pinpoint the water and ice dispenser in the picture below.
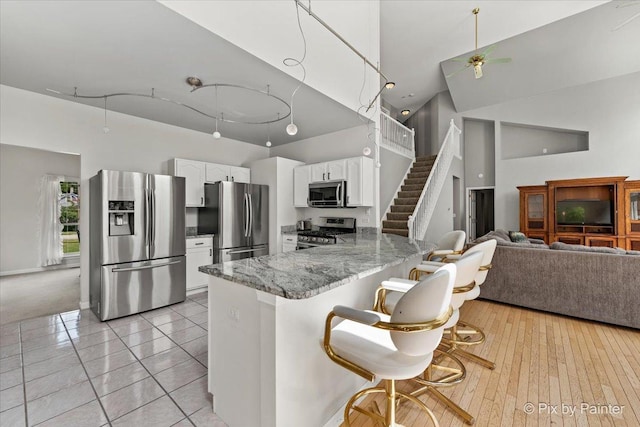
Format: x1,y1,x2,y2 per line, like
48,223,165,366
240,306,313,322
108,200,134,236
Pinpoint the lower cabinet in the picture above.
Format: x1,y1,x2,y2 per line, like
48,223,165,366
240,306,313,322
186,237,213,291
282,234,297,253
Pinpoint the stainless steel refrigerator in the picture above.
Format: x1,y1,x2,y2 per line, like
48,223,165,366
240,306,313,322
198,182,269,263
89,170,186,321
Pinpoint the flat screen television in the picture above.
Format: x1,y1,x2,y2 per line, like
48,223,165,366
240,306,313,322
556,199,613,225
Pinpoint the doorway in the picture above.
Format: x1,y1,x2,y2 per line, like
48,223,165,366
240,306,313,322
467,187,495,241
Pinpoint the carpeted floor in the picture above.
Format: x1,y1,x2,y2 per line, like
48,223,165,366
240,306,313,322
0,267,80,325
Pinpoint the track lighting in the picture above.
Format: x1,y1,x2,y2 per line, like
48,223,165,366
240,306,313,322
385,81,396,89
401,109,410,116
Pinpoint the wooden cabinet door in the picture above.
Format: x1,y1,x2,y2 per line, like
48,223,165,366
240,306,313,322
174,159,205,207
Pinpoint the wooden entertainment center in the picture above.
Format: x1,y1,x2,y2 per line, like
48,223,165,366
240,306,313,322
519,176,640,250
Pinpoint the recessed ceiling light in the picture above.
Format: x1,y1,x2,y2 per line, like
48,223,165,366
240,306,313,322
401,109,410,116
385,81,396,89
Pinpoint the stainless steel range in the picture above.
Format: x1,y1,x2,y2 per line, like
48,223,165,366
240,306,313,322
296,217,356,250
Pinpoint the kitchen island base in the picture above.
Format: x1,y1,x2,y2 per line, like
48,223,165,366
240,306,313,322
207,258,421,427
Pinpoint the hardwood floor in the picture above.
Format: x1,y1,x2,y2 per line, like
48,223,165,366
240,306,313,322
340,299,640,426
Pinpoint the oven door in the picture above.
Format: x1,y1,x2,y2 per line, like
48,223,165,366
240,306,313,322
296,242,323,250
308,181,346,207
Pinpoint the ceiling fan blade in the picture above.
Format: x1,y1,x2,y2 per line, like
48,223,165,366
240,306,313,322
484,57,512,64
481,44,497,56
445,64,470,78
451,57,470,62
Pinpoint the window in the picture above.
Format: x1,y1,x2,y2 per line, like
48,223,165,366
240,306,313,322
60,180,80,254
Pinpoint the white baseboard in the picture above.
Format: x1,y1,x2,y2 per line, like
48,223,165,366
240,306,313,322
79,301,90,310
0,263,80,277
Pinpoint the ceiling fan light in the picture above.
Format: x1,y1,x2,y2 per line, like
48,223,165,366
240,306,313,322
473,63,483,79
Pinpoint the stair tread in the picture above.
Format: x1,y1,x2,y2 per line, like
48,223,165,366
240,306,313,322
382,228,409,237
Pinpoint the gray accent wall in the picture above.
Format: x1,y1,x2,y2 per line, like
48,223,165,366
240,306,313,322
428,71,640,238
0,144,80,274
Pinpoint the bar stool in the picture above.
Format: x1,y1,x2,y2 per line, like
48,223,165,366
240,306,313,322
411,239,498,370
426,230,466,261
323,265,455,427
374,253,484,425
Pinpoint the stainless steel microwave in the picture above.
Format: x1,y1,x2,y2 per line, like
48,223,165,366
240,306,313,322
308,181,347,208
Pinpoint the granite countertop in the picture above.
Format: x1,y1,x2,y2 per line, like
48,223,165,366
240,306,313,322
186,234,214,239
199,233,435,299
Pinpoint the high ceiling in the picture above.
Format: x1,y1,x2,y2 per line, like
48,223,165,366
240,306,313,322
2,1,637,145
380,0,620,115
0,0,366,147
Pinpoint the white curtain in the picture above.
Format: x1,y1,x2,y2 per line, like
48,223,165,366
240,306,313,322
39,174,64,266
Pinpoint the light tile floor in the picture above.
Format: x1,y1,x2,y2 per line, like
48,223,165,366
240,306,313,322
0,291,228,427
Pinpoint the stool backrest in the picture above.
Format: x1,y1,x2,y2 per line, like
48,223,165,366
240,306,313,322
451,251,483,309
438,230,466,252
464,239,497,285
390,264,455,356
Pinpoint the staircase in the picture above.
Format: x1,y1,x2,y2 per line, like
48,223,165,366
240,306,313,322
382,155,437,237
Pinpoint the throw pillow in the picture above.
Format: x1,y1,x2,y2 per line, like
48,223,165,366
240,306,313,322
508,231,528,243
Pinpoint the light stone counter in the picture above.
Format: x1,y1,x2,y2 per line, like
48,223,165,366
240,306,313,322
202,232,436,427
199,232,435,299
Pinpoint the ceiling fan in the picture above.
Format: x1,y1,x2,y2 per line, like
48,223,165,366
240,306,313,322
446,8,512,79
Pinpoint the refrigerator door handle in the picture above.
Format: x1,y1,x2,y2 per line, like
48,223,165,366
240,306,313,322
248,193,253,237
150,190,156,247
243,193,249,237
227,248,262,255
112,260,181,272
144,188,150,247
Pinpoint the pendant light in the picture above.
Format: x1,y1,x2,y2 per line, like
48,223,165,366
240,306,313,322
102,96,110,134
213,85,221,139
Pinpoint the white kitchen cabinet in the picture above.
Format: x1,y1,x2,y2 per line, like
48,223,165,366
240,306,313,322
309,160,346,182
282,234,298,253
205,163,250,183
293,165,311,207
186,237,213,291
346,156,374,207
172,159,205,207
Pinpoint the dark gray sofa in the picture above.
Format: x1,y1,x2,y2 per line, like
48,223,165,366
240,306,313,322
475,231,640,329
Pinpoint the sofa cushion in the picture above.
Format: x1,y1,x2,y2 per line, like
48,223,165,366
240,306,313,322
549,241,627,255
474,230,549,249
508,231,528,243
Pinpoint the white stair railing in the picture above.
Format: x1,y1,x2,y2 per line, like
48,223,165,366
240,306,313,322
407,119,461,240
379,112,415,159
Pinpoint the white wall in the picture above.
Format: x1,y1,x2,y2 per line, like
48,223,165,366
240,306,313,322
430,71,640,238
0,144,80,274
248,156,304,254
379,147,413,221
269,124,380,226
0,85,269,307
160,0,381,115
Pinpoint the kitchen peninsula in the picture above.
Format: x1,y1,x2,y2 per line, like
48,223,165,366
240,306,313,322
200,233,436,427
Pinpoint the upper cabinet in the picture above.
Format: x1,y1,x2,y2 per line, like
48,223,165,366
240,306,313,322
310,159,346,182
346,156,374,207
172,159,205,207
293,156,374,208
172,158,251,207
205,163,250,184
293,165,311,207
